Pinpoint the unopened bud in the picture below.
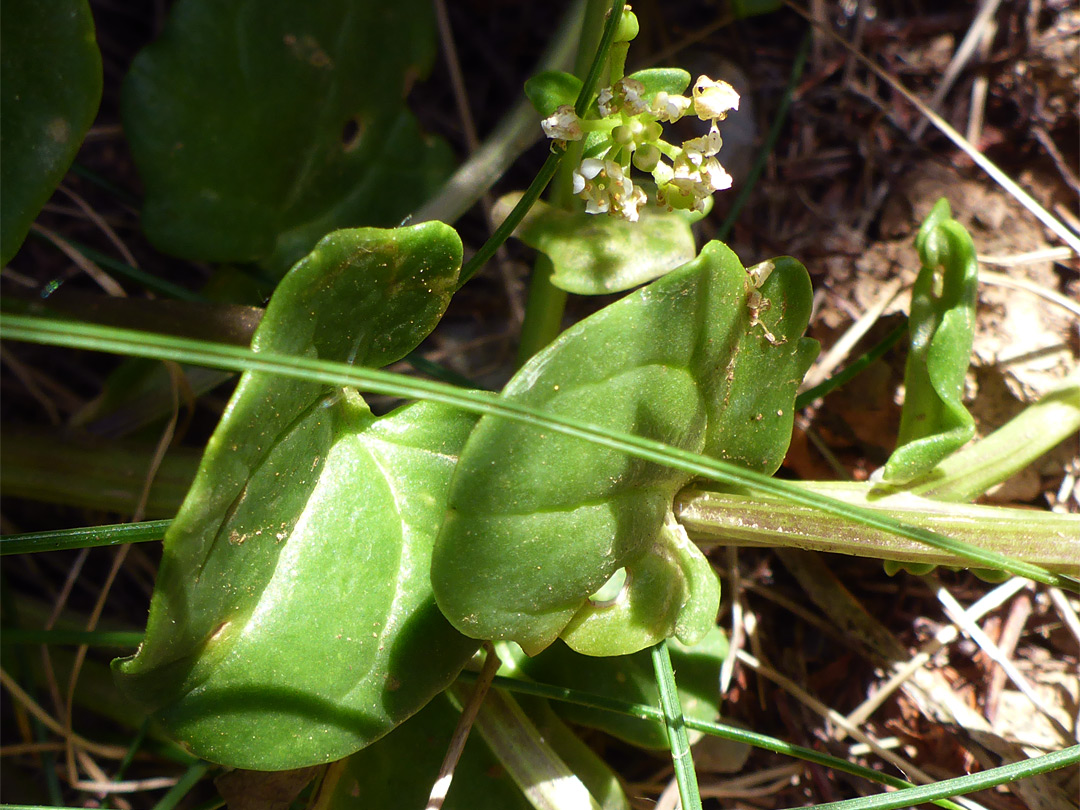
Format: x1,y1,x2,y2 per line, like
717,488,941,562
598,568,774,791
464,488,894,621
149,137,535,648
613,8,639,43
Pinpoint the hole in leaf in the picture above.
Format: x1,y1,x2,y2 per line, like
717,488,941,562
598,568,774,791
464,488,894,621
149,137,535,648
341,116,364,152
588,567,629,608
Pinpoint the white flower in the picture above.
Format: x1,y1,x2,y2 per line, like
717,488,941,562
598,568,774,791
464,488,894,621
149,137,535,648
541,105,584,141
573,158,610,214
615,77,648,115
700,156,733,192
659,153,732,211
573,159,648,222
597,78,649,118
611,171,648,221
692,76,740,122
651,159,674,187
597,87,616,117
651,91,691,123
681,125,723,165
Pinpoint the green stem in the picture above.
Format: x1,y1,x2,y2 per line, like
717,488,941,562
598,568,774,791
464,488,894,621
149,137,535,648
0,428,198,520
516,0,624,363
574,0,624,117
1,520,171,556
151,761,211,810
651,641,702,810
517,254,568,365
414,0,586,226
115,716,152,782
676,481,1079,576
457,0,624,294
782,746,1079,810
457,150,563,288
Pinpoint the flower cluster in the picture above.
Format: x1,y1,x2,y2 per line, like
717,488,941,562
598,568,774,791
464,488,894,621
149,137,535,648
542,74,740,222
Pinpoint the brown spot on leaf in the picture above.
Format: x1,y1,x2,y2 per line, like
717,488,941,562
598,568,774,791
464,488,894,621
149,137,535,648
283,33,333,69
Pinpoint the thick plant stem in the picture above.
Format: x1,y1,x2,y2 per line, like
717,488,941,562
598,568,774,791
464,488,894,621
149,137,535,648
676,482,1080,577
681,377,1080,578
517,255,568,365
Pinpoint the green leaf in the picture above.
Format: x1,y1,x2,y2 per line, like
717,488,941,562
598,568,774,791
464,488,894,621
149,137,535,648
493,193,698,295
320,693,532,810
123,0,453,274
513,626,733,752
0,0,102,265
431,243,817,657
113,224,478,769
625,67,691,100
525,71,583,118
522,65,687,124
883,199,977,483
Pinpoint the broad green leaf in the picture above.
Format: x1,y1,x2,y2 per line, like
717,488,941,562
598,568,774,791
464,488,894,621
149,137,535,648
525,71,583,118
493,193,698,294
113,225,477,769
883,199,977,483
0,0,102,264
625,67,691,100
513,626,733,752
123,0,453,274
524,68,688,122
319,693,532,810
431,243,817,657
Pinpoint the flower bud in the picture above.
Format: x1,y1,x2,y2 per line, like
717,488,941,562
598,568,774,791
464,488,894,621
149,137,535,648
632,144,660,172
641,120,663,143
613,9,639,43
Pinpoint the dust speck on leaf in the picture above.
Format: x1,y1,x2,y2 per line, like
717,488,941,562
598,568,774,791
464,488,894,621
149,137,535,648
45,117,70,144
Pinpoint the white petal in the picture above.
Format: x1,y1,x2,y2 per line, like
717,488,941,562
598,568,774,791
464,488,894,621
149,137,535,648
597,87,616,117
692,76,740,121
541,105,584,141
579,158,605,180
